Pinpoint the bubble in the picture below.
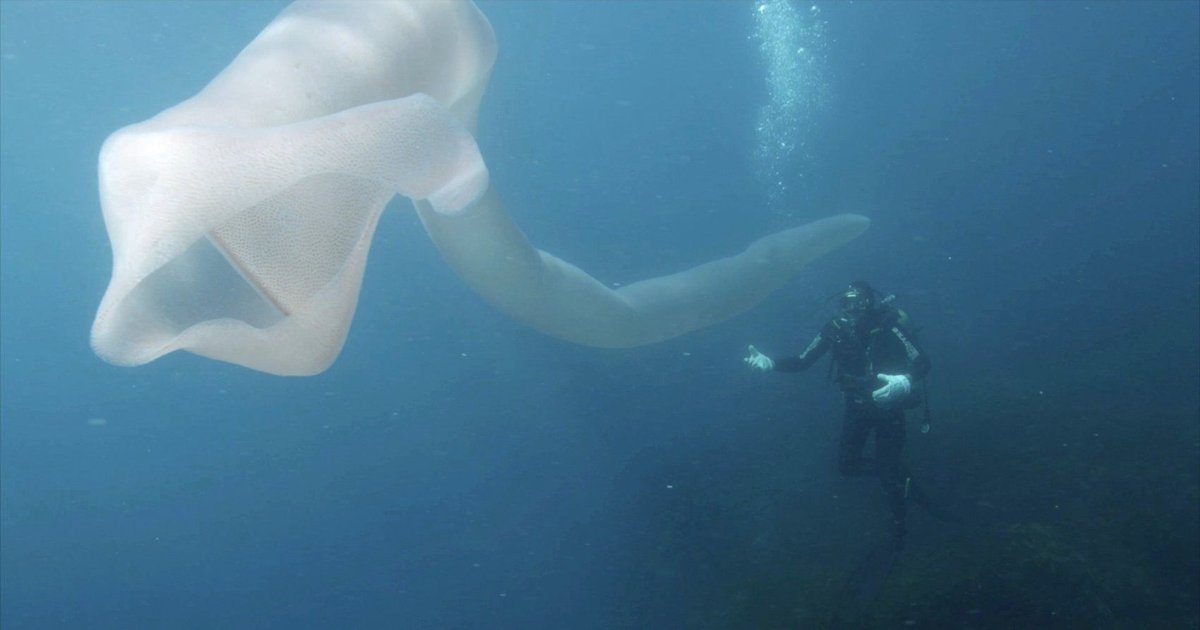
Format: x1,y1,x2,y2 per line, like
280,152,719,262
751,0,830,216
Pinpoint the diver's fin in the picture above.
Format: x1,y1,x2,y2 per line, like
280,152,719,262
909,482,964,524
840,540,901,602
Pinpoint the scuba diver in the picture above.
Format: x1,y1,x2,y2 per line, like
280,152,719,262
744,280,932,552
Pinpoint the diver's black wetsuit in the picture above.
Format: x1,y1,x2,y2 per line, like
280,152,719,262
773,305,931,547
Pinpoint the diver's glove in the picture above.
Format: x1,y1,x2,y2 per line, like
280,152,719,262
872,374,912,405
744,345,775,372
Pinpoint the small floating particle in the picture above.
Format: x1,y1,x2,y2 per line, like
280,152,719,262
86,417,107,426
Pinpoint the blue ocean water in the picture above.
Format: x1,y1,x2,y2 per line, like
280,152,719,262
0,1,1196,627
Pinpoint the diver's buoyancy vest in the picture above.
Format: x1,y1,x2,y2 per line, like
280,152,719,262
827,306,914,390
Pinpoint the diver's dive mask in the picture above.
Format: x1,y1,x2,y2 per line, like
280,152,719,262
840,288,873,323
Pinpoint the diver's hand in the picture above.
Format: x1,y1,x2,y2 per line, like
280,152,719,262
872,374,912,404
744,345,775,372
